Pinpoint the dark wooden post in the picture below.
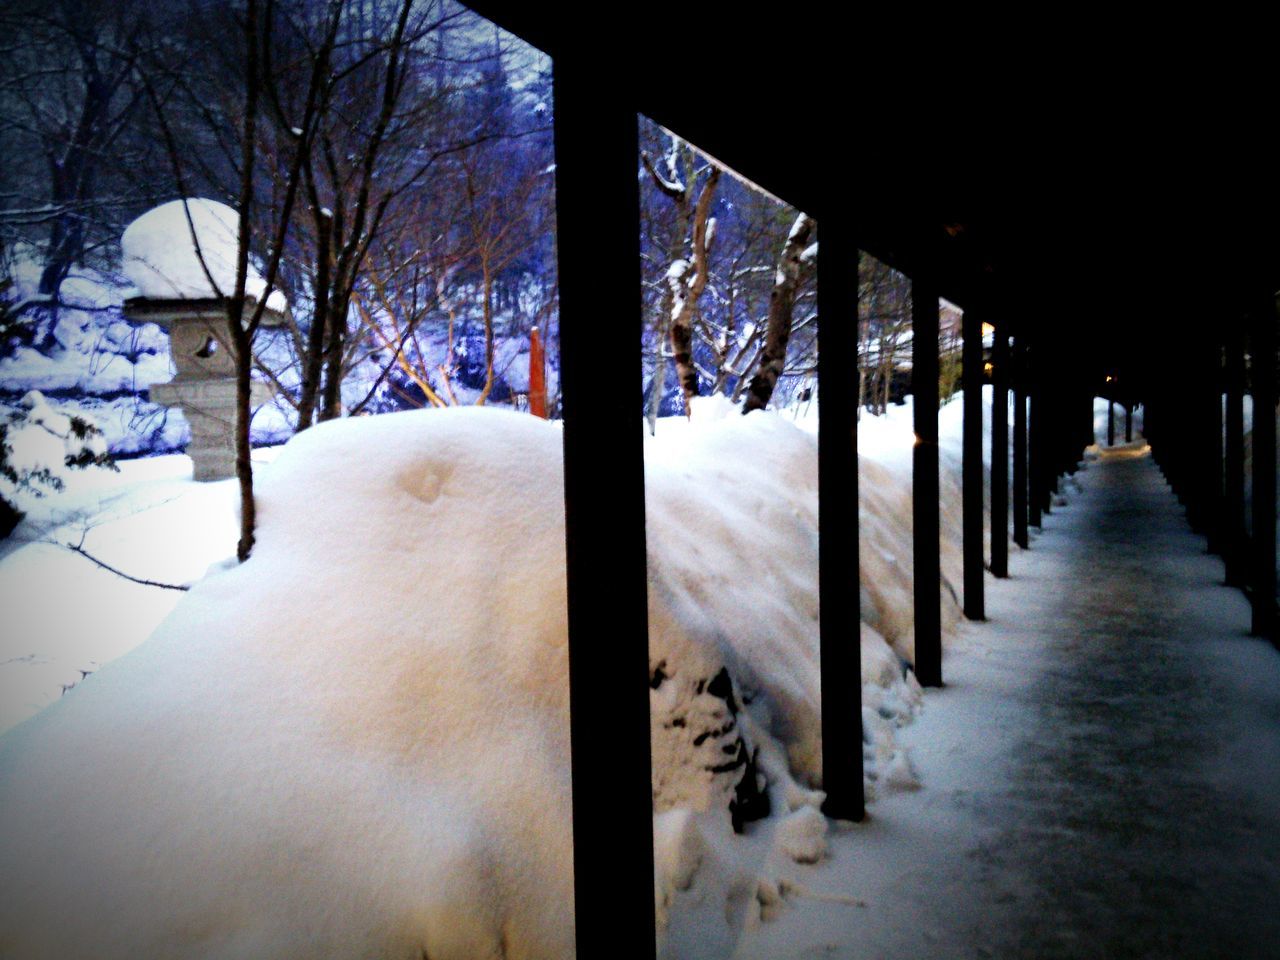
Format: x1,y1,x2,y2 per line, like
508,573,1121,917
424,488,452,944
1078,390,1090,462
1206,340,1225,554
1013,335,1029,549
1028,342,1044,528
962,304,985,619
1107,396,1115,447
1125,402,1133,443
1046,376,1061,497
990,327,1010,577
1172,379,1190,510
1250,294,1277,641
817,202,864,822
912,274,942,687
553,63,656,957
1225,319,1246,587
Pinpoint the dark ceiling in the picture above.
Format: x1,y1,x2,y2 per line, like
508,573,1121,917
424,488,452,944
466,4,1280,395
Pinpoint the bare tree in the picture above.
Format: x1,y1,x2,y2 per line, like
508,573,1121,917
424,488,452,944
858,251,912,416
251,4,547,427
142,0,337,560
0,0,155,300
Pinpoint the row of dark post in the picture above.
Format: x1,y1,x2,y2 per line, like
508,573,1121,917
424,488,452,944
1146,299,1278,643
914,299,1096,700
554,51,1127,954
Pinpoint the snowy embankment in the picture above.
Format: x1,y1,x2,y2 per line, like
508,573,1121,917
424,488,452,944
0,394,980,958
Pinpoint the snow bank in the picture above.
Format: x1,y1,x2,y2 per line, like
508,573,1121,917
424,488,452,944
122,199,287,313
0,396,957,958
1,409,576,959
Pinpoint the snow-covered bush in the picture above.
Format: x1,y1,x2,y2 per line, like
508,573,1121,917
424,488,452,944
0,391,116,536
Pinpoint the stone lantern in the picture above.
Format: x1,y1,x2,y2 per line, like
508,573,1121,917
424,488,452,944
121,199,288,481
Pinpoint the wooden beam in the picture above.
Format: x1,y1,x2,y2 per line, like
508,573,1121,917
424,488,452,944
1013,336,1029,549
1028,342,1044,529
1206,340,1225,554
990,328,1010,577
912,275,942,687
1225,319,1246,587
1250,294,1277,641
817,204,864,822
962,305,985,619
553,58,657,958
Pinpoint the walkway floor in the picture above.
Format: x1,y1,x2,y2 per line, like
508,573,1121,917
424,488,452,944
741,446,1280,959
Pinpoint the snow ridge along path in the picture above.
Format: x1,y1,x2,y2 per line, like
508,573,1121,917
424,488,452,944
740,445,1280,960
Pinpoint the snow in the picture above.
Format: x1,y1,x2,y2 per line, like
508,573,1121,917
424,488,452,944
0,448,268,732
0,390,977,957
121,198,288,314
1090,393,1145,449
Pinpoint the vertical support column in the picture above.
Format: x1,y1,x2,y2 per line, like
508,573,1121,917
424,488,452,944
990,327,1010,577
1107,396,1115,447
1225,319,1246,587
1207,340,1225,554
1251,294,1277,641
1028,342,1044,528
817,202,864,822
912,274,942,687
1125,402,1133,443
553,66,656,958
962,304,985,620
1082,390,1090,461
1045,372,1061,496
1013,335,1029,549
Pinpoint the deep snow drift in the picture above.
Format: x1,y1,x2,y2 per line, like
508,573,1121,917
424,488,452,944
0,393,980,958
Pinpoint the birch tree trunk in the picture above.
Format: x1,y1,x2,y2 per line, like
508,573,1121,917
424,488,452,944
668,168,719,415
742,214,815,414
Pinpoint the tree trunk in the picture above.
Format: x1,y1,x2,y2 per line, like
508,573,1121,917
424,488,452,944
742,214,815,414
648,328,667,434
477,255,496,404
319,292,348,421
295,209,332,431
668,169,719,415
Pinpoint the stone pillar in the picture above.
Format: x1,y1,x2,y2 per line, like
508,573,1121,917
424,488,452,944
124,299,279,481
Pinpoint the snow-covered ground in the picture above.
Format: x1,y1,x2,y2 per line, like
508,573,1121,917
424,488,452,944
0,386,1128,957
735,442,1280,959
0,446,274,732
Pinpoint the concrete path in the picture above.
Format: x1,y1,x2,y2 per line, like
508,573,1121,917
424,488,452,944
740,446,1280,959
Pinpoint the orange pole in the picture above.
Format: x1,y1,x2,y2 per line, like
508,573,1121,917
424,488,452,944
529,325,547,418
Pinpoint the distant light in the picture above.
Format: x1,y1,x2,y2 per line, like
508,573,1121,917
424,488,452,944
984,362,994,376
981,322,995,337
1105,375,1114,383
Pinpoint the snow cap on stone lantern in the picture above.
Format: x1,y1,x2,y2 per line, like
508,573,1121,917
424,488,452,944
122,198,287,313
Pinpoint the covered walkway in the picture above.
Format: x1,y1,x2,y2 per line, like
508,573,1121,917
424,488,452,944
421,10,1280,952
744,445,1280,959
